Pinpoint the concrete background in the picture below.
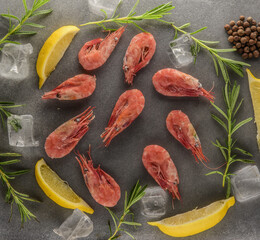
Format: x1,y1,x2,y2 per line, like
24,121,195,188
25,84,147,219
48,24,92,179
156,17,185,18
0,0,260,239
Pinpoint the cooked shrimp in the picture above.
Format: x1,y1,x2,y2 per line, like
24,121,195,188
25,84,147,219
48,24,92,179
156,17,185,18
153,68,214,102
123,32,156,85
142,145,180,200
101,89,145,147
78,26,125,70
166,110,207,163
42,74,96,100
76,149,121,207
45,107,94,158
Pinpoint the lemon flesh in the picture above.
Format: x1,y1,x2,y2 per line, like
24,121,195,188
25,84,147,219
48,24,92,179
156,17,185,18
148,197,235,237
247,69,260,149
35,158,93,214
36,25,80,89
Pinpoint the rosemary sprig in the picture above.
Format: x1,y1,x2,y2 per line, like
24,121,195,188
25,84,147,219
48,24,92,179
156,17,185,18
0,0,52,50
80,0,175,32
166,22,251,83
207,82,253,198
0,152,39,227
106,180,147,240
0,101,23,131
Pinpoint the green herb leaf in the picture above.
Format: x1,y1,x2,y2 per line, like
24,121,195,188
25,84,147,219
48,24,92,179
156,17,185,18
80,1,175,32
190,26,207,35
211,114,227,132
106,180,146,240
234,147,253,157
210,82,253,197
231,117,252,135
0,152,38,226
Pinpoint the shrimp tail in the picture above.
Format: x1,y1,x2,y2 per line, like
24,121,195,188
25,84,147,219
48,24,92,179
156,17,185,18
201,88,214,103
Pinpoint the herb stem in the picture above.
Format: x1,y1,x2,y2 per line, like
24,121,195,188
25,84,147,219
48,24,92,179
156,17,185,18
80,1,175,31
208,83,253,198
108,211,127,240
169,22,251,83
0,153,38,227
223,108,232,187
0,0,52,49
106,180,146,239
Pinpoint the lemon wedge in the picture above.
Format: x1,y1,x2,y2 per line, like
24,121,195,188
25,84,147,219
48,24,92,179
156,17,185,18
35,158,93,214
36,25,80,89
247,68,260,149
148,197,235,237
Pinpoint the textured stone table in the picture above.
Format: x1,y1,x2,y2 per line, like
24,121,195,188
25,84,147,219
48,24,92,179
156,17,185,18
0,0,260,239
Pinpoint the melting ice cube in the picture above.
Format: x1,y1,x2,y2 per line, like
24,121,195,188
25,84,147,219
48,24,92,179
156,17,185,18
88,0,121,17
231,165,260,202
53,209,93,240
141,186,168,218
168,34,194,68
0,43,33,80
7,115,39,147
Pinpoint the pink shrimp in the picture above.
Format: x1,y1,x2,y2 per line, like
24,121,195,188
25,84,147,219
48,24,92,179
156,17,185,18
75,150,121,207
123,32,156,85
101,89,145,147
42,74,96,100
45,107,94,158
152,68,214,102
78,26,125,71
142,145,180,201
166,110,207,163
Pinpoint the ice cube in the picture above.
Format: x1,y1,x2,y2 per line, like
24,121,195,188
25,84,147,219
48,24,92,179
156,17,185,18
0,43,33,80
53,209,93,240
141,186,168,218
88,0,121,17
231,165,260,202
7,115,39,147
167,34,194,68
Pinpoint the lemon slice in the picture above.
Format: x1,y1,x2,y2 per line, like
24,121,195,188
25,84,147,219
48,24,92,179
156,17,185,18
36,25,80,89
35,158,93,214
247,68,260,149
148,197,235,237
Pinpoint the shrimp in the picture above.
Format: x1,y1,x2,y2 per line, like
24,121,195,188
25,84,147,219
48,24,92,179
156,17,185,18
42,74,96,100
123,32,156,85
152,68,214,102
78,26,125,71
101,89,145,147
45,107,94,158
142,145,180,201
166,110,207,163
75,149,121,207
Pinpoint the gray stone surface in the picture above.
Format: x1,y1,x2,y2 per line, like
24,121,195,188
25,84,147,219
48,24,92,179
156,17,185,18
0,0,260,239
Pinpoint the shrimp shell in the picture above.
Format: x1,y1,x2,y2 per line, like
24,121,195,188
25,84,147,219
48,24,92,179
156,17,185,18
123,32,156,85
78,26,125,70
153,68,214,102
45,107,94,159
42,74,96,100
76,150,121,207
142,145,180,200
166,110,207,163
101,89,145,147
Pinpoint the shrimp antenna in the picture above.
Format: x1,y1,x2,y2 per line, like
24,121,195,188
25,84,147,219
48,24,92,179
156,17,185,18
200,160,227,170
